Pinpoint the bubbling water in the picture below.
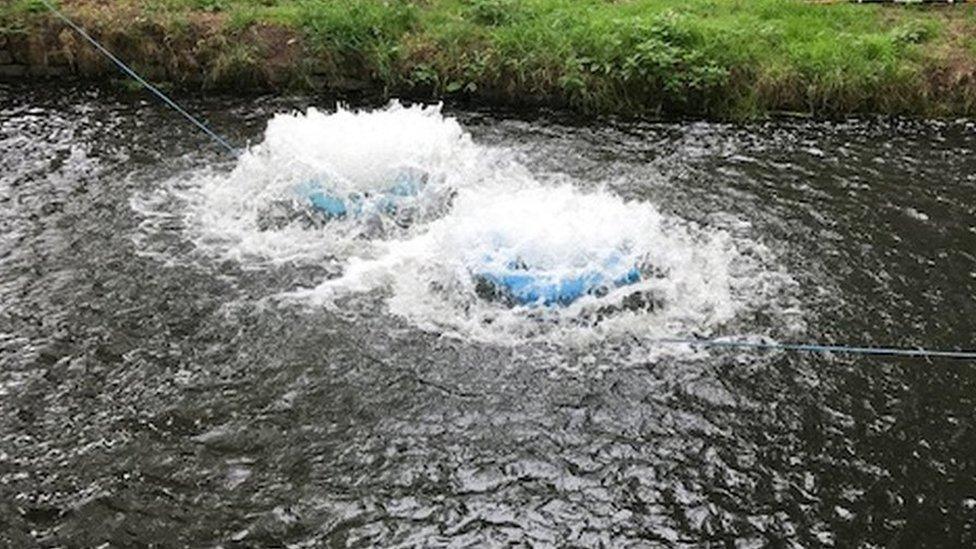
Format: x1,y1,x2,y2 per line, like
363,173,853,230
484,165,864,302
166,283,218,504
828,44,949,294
301,184,752,343
158,101,802,345
172,102,508,264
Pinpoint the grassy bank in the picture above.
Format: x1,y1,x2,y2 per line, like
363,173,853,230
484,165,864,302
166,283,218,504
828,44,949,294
4,0,976,118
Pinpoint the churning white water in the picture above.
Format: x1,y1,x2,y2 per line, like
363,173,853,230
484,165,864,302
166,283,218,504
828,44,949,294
165,102,502,264
149,102,802,344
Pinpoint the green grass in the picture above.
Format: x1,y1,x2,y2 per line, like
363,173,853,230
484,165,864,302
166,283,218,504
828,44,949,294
5,0,976,117
0,0,49,31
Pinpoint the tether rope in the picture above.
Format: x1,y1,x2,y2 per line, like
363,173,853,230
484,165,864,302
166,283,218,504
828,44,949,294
652,338,976,360
41,0,240,157
41,1,976,361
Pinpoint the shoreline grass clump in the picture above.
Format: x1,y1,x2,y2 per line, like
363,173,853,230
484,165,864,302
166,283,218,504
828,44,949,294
3,0,976,118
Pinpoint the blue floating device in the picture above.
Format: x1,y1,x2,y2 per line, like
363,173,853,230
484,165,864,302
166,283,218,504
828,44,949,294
294,171,425,219
307,188,350,217
474,254,642,307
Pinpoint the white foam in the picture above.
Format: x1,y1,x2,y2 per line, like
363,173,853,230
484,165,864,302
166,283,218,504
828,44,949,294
149,101,803,347
301,183,764,344
171,101,512,264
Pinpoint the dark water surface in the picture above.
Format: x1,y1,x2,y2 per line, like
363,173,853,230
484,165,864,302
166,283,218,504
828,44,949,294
2,84,975,547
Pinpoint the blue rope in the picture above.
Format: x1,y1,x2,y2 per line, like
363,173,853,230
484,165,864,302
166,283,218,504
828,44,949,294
653,338,976,360
41,0,240,157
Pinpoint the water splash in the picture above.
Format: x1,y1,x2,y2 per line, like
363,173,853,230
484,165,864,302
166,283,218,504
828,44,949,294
170,102,506,264
154,101,802,345
300,184,766,343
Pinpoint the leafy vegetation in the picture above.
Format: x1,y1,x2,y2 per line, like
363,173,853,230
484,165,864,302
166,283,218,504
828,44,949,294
5,0,976,117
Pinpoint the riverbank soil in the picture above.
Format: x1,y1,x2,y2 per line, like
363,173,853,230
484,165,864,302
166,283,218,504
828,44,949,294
3,0,976,118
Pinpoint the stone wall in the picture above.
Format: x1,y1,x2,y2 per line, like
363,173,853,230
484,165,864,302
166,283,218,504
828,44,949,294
0,32,75,81
0,34,27,78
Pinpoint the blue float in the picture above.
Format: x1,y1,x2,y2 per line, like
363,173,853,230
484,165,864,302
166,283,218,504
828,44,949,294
294,171,425,219
474,254,642,307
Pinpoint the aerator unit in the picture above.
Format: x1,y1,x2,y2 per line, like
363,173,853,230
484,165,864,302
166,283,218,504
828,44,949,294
295,170,426,219
473,254,642,307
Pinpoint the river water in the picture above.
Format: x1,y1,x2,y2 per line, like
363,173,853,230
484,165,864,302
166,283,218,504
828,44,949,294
2,83,975,547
